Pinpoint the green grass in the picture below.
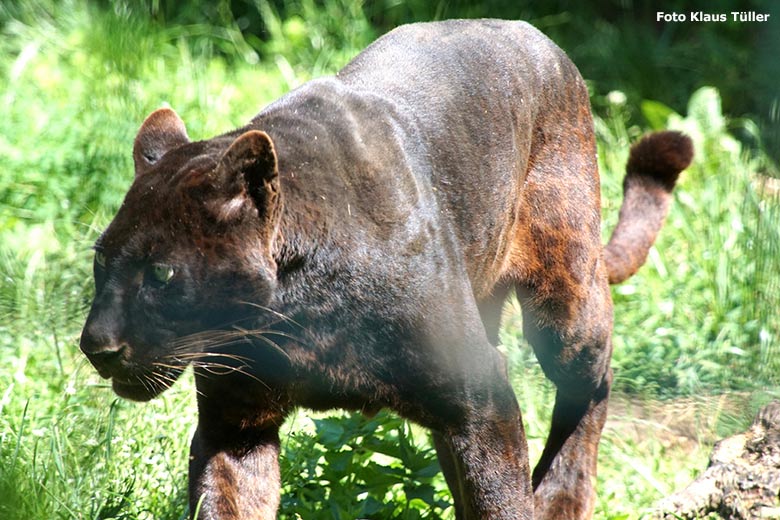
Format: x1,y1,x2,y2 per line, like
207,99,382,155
596,87,780,396
1,1,778,519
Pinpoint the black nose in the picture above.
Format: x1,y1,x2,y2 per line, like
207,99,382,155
84,346,127,378
80,328,127,379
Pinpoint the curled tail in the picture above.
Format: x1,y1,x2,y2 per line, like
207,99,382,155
604,131,694,284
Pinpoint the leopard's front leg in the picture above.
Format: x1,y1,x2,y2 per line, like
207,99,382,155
188,383,285,520
188,423,281,520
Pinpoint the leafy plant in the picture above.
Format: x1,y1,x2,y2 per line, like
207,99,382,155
280,411,451,519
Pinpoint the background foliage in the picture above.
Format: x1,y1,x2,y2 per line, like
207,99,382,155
1,0,778,518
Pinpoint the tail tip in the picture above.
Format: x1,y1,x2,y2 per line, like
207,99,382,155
627,131,694,190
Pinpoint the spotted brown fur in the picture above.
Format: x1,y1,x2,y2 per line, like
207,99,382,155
81,19,692,520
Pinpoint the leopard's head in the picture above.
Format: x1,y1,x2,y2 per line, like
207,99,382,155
80,109,283,401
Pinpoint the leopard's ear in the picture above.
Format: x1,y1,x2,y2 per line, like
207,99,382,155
133,108,190,176
216,130,281,232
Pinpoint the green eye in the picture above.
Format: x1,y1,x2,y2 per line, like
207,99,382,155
95,250,107,268
151,264,175,285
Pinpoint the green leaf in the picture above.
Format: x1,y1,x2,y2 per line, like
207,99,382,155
641,100,676,130
687,86,726,133
314,418,346,448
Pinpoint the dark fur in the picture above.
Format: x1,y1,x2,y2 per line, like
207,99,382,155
80,20,693,519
